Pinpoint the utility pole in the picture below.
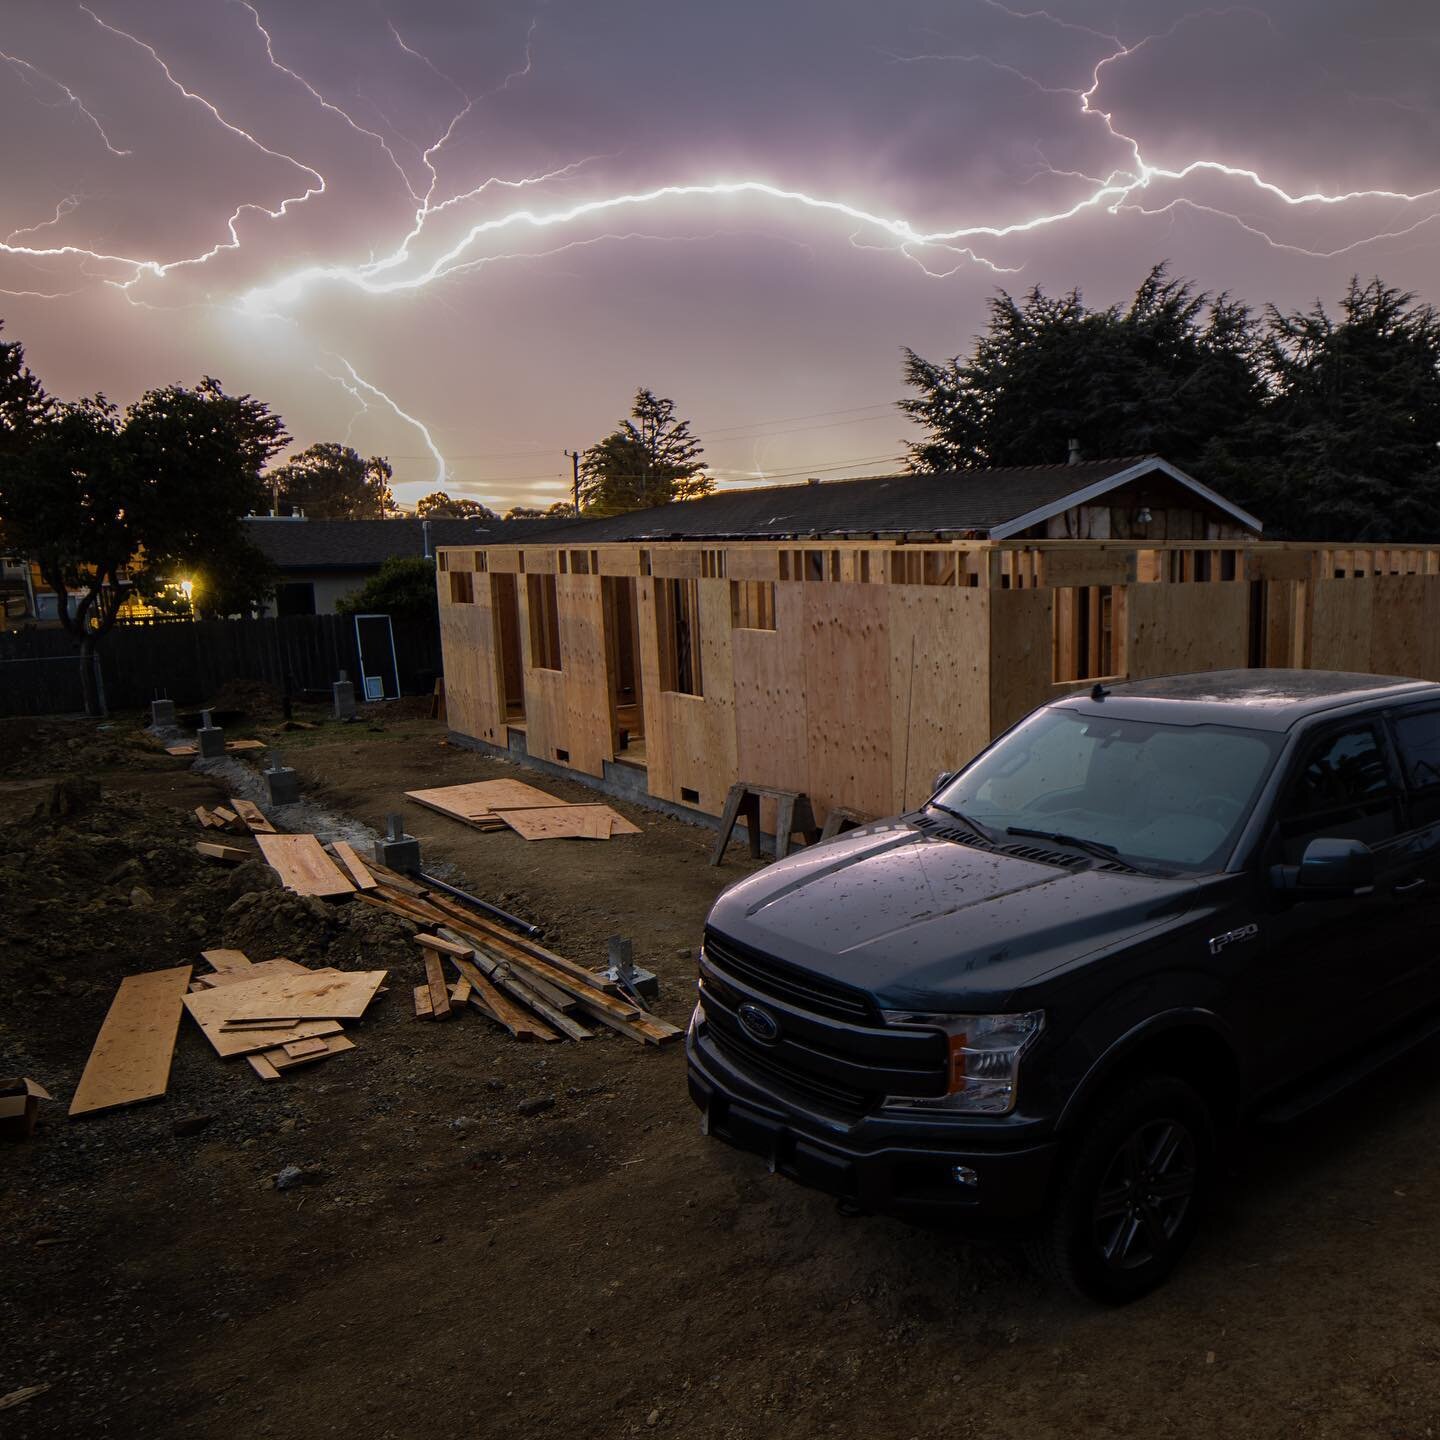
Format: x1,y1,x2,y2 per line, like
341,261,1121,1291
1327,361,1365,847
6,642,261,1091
563,449,581,516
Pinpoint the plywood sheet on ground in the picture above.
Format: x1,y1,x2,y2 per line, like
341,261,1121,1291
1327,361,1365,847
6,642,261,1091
220,969,387,1021
493,805,641,840
255,833,355,899
196,959,326,989
404,779,561,823
183,982,345,1058
69,966,194,1117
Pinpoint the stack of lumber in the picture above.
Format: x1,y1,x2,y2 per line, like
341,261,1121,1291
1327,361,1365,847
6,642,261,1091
357,861,679,1046
182,948,381,1081
194,798,275,835
404,779,642,842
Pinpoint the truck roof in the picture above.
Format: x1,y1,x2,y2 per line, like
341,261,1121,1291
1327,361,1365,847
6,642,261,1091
1052,668,1440,732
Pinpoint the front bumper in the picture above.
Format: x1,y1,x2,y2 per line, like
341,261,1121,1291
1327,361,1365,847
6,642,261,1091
687,1026,1059,1231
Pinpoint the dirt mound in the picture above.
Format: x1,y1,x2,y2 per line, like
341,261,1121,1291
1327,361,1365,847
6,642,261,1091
0,715,162,778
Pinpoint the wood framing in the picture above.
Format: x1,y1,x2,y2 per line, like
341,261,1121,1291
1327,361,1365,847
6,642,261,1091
436,537,1440,827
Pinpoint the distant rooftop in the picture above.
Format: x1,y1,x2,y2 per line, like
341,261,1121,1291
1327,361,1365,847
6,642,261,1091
513,456,1260,545
243,515,570,571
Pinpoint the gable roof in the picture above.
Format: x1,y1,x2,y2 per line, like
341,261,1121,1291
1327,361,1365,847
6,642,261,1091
243,516,570,572
522,457,1261,544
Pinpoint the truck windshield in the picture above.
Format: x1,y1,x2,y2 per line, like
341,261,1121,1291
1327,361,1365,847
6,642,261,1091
934,708,1282,873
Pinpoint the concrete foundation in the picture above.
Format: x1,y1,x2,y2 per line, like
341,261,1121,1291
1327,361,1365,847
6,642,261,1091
150,698,175,728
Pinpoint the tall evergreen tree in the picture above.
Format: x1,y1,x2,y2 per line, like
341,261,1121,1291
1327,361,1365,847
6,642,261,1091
579,389,713,515
900,264,1265,474
1212,279,1440,540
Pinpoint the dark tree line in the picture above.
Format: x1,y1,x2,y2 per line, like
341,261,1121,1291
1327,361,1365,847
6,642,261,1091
901,265,1440,541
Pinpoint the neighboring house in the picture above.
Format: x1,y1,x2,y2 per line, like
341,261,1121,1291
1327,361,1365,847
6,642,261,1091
527,456,1262,545
242,516,569,616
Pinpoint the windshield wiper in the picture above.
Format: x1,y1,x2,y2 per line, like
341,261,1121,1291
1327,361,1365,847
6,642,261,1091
1004,825,1127,866
931,802,996,840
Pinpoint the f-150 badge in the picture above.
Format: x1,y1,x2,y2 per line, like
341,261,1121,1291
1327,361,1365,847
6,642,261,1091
1209,923,1260,956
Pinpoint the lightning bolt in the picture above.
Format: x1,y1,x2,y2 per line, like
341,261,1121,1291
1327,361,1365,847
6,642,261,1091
0,48,131,155
5,0,1438,504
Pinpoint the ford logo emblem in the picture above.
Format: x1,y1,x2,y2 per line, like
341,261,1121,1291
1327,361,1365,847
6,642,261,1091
738,1002,781,1044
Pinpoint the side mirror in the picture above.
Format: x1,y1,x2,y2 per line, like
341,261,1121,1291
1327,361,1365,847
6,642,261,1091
1271,837,1376,898
932,771,954,794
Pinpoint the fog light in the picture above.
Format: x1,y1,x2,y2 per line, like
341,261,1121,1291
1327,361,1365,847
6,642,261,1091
952,1165,979,1187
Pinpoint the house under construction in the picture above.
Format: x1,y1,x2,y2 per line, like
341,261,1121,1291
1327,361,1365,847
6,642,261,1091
434,457,1440,828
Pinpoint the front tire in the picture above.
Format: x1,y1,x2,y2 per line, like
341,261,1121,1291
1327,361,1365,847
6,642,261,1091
1029,1075,1213,1303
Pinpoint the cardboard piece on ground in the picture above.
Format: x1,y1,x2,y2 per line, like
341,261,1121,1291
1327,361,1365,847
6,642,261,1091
247,1034,354,1079
219,968,386,1022
201,948,253,973
330,840,378,890
183,983,343,1058
493,805,641,841
70,966,194,1117
256,833,355,899
0,1077,54,1138
230,798,276,834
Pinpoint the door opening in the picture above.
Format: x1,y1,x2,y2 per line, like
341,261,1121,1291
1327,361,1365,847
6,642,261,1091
603,575,645,764
491,573,525,722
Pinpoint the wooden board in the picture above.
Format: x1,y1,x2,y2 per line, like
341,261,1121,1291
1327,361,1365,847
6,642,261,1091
256,833,356,899
201,948,253,973
196,841,250,865
197,958,317,989
413,983,434,1019
220,969,387,1022
69,966,194,1117
182,982,344,1058
412,931,472,958
403,779,562,823
449,955,559,1042
247,1035,354,1079
493,805,641,841
230,798,277,834
330,840,378,890
423,948,453,1020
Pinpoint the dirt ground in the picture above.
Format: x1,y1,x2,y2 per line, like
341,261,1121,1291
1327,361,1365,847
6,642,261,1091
6,702,1440,1439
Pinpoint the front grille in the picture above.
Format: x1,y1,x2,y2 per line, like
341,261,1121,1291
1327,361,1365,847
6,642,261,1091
711,1029,873,1114
702,930,874,1022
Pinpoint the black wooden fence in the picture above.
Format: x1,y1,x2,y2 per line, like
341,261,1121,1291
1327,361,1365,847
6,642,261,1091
0,613,442,716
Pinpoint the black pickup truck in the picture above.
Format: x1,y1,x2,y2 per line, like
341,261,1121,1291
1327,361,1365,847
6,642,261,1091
687,669,1440,1301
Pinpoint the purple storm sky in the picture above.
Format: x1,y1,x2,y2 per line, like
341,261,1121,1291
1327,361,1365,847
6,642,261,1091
2,0,1438,511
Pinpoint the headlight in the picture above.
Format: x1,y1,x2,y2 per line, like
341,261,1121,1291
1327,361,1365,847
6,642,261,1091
880,1010,1044,1115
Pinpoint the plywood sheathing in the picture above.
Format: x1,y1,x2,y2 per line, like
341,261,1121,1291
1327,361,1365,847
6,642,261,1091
70,966,194,1117
438,538,1440,827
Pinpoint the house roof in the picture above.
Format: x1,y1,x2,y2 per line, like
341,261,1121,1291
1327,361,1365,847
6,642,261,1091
519,457,1261,544
242,516,569,572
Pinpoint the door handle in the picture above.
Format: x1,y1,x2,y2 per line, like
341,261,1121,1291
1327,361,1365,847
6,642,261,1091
1394,878,1428,894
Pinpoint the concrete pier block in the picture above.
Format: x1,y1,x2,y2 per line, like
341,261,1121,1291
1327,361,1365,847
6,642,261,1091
263,750,300,806
196,709,225,759
332,671,357,721
373,812,420,873
150,698,176,728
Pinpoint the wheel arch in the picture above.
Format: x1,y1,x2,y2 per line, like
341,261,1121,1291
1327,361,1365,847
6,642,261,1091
1055,1010,1242,1137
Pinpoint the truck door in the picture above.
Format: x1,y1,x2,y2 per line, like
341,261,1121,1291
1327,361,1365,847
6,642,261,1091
1379,704,1440,1013
1248,721,1410,1089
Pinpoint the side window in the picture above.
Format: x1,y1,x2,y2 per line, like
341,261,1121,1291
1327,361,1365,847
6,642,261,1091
1278,725,1398,862
1393,707,1440,827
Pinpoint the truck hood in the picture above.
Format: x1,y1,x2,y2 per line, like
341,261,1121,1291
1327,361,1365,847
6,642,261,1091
706,819,1198,1009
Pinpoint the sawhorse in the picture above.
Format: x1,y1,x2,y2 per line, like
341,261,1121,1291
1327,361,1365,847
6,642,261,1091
710,782,819,865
